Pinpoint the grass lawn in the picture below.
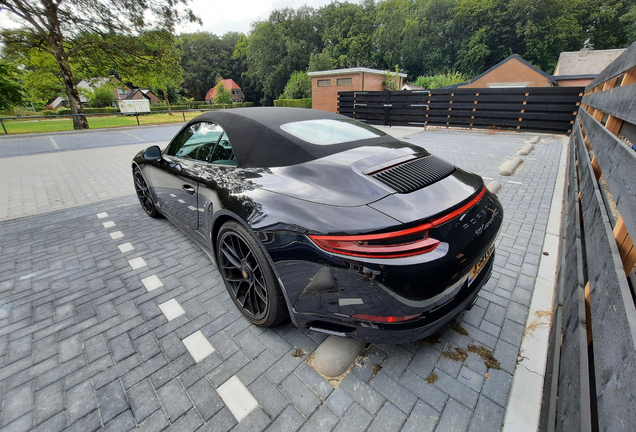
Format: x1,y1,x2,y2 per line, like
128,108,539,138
1,112,204,135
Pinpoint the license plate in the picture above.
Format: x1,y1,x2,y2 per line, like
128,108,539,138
468,245,494,286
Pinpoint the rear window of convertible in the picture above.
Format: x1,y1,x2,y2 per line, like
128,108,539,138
280,119,385,145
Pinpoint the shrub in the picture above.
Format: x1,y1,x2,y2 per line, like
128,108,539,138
84,107,119,114
150,105,189,111
274,98,312,108
413,71,468,89
230,102,254,108
279,71,311,99
40,109,60,116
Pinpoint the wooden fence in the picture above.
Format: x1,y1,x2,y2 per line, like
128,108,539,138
540,43,636,432
337,87,584,134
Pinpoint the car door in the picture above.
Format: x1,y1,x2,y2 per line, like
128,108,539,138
196,131,242,242
150,122,223,230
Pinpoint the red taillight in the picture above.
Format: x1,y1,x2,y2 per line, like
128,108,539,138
308,187,485,259
352,313,421,323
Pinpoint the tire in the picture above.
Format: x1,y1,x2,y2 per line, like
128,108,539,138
133,167,161,218
216,221,288,327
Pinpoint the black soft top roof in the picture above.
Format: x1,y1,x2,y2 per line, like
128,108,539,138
185,107,395,168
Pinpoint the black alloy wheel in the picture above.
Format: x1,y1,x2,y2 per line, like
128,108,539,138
217,221,288,327
133,167,160,218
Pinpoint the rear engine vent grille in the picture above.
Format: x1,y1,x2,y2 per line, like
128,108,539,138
370,156,456,194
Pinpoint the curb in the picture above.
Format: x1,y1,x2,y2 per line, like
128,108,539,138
502,135,569,432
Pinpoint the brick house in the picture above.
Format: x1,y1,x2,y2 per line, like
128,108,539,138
452,55,552,89
125,89,161,104
205,79,244,103
552,48,626,87
308,68,407,113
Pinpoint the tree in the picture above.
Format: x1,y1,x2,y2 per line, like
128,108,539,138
177,32,243,100
0,0,198,129
0,60,25,110
88,84,115,107
234,6,323,105
213,82,233,105
317,0,377,69
279,71,311,99
2,47,68,104
308,51,336,72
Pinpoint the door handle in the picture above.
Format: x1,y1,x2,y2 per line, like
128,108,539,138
182,185,195,195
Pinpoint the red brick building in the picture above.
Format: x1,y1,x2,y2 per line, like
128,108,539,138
205,79,244,103
308,68,406,113
455,55,552,89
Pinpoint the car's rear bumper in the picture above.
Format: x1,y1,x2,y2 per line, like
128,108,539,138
286,253,494,344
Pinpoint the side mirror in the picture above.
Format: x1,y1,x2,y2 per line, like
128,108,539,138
143,145,162,161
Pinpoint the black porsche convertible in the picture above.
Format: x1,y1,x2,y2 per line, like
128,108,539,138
132,107,503,344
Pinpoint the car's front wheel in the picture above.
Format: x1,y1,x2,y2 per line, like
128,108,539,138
133,167,161,218
216,221,288,327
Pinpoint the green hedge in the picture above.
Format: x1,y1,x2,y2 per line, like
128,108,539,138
150,105,189,111
274,98,312,108
55,107,119,114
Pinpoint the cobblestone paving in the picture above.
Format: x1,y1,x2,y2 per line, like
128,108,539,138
0,128,564,431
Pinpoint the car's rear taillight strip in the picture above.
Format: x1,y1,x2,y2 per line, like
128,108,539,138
308,187,485,258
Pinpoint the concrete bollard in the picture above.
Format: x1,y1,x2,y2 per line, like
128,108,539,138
499,157,523,176
312,336,366,378
486,180,502,194
517,143,534,155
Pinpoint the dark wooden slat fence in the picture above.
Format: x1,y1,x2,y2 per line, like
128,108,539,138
541,42,636,432
337,87,583,134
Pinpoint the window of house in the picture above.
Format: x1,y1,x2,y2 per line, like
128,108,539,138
317,79,331,87
337,78,352,86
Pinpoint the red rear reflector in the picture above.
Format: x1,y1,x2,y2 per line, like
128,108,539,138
352,313,421,323
308,187,486,259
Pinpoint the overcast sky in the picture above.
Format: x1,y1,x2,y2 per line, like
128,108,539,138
0,0,342,36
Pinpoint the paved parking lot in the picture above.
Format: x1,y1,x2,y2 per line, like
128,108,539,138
0,126,564,431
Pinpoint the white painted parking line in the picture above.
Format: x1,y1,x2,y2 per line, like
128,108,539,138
120,130,144,141
178,199,186,203
141,274,163,291
128,257,147,270
507,180,523,185
188,206,197,211
118,243,134,253
159,299,186,321
110,231,124,240
49,136,59,149
339,298,364,306
96,212,109,219
170,194,177,197
183,330,215,363
102,221,116,228
217,376,258,422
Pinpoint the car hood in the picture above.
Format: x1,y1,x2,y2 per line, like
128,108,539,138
243,142,483,218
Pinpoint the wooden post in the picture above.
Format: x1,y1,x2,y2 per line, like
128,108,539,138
614,217,636,275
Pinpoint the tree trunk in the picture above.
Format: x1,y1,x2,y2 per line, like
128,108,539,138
42,0,88,130
162,89,173,116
